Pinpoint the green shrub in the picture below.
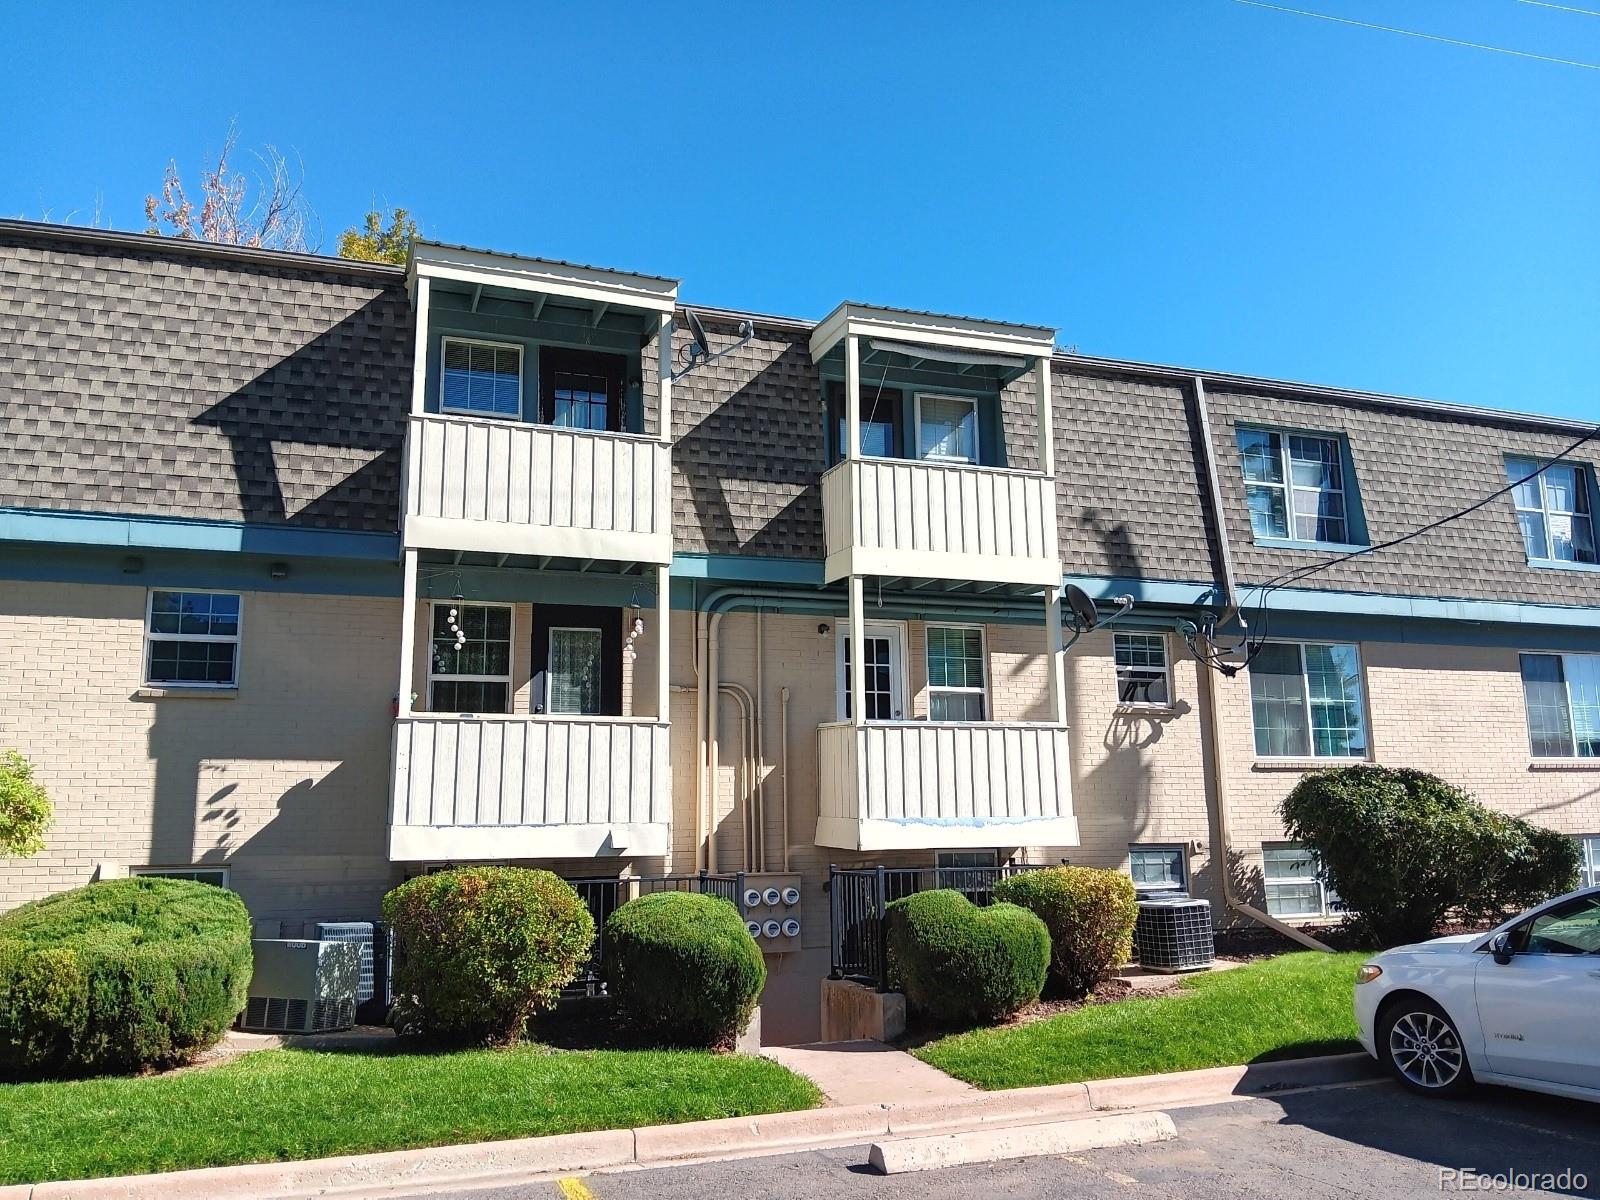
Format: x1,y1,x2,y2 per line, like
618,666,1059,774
994,867,1138,1000
0,749,52,857
605,891,765,1047
1281,765,1581,947
382,867,593,1044
886,889,1049,1024
0,877,251,1078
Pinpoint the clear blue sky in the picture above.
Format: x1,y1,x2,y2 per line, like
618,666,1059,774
4,1,1598,421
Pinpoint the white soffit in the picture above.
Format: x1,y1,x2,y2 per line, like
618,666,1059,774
809,301,1056,364
411,240,679,315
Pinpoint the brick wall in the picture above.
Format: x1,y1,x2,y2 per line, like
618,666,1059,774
0,581,398,923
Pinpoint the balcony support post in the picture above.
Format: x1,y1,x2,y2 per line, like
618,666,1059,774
657,313,674,440
655,563,671,722
1044,584,1067,722
409,277,431,416
844,332,861,462
1035,353,1054,477
848,574,866,727
398,549,419,717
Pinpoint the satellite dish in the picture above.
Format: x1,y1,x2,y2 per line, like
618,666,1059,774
686,309,711,361
1063,584,1100,632
671,309,755,380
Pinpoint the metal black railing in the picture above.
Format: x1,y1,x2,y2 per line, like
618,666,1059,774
825,863,1046,990
565,871,743,994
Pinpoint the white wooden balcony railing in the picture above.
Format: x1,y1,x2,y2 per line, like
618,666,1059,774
403,413,673,564
389,715,671,861
814,721,1078,851
820,458,1060,586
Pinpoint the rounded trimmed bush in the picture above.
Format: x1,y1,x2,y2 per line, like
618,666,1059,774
383,866,594,1044
994,866,1138,1000
1282,765,1581,946
605,891,765,1047
886,889,1049,1024
0,876,252,1078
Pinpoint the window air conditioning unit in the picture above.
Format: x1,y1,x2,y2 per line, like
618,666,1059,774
241,939,360,1034
1133,895,1215,973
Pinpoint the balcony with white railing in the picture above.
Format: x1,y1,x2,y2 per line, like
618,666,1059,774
402,413,673,565
821,457,1059,586
389,715,671,861
814,721,1078,851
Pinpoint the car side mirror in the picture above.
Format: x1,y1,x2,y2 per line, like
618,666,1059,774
1489,931,1515,966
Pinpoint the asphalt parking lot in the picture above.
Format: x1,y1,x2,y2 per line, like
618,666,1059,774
415,1078,1600,1200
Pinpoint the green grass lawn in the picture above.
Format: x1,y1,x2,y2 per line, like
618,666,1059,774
913,951,1367,1091
0,1044,822,1186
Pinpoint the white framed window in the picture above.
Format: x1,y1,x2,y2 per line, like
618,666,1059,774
915,393,980,463
836,620,908,721
1263,844,1341,919
1237,428,1351,544
132,866,230,888
1248,641,1368,759
1129,844,1187,893
1507,457,1596,565
144,590,242,688
1581,836,1600,890
547,627,604,715
441,337,523,418
925,624,988,722
428,602,513,713
1519,652,1600,759
1114,632,1171,707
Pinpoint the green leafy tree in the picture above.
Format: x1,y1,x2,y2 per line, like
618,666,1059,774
0,750,52,857
338,207,419,265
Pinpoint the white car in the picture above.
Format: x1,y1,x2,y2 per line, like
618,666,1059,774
1354,885,1600,1101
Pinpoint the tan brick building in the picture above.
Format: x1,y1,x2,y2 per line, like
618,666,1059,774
2,222,1596,1042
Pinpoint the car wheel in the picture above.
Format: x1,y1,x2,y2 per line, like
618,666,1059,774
1379,997,1473,1097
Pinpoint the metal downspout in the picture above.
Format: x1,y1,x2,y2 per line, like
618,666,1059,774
780,686,792,871
1193,376,1331,952
717,681,755,872
694,611,709,872
754,606,766,872
707,611,723,872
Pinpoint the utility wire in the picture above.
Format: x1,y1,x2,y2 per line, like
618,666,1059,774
1230,0,1600,70
1515,0,1600,17
1191,421,1600,675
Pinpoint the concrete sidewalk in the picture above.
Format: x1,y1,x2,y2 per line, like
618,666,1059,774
761,1040,977,1106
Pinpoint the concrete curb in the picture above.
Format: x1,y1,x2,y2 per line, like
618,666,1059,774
6,1053,1376,1199
1084,1052,1378,1110
868,1111,1178,1175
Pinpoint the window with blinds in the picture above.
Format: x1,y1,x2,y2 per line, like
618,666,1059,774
441,338,522,417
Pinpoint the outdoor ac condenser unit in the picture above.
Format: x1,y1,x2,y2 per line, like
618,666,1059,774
314,921,376,1003
1133,895,1215,972
241,939,360,1034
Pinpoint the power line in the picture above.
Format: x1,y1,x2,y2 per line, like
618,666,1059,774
1515,0,1600,17
1190,422,1600,675
1230,0,1600,70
